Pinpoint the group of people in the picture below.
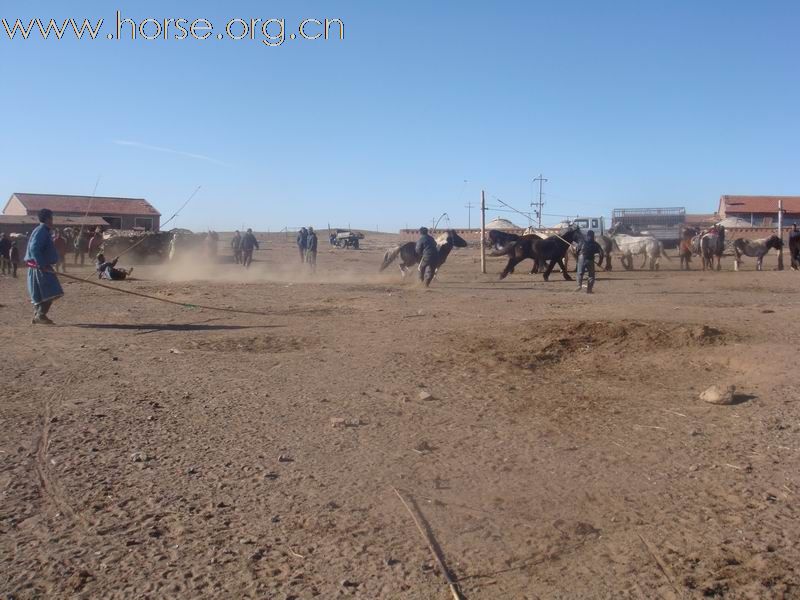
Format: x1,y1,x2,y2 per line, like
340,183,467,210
296,227,319,271
0,233,21,278
230,229,260,268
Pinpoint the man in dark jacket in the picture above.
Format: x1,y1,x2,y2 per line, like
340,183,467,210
296,228,308,263
231,230,243,264
305,227,318,272
415,227,440,287
575,230,604,294
241,229,259,268
0,233,10,275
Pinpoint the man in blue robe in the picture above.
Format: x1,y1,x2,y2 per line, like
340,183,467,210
25,208,64,325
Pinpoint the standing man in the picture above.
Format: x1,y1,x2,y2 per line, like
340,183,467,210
415,227,439,288
25,209,64,325
296,227,308,263
0,233,10,275
231,230,243,264
241,228,259,268
53,230,68,273
305,227,318,272
88,229,104,260
74,229,89,266
575,230,604,294
9,241,19,278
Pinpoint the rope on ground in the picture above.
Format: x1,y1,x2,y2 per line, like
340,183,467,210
58,271,271,317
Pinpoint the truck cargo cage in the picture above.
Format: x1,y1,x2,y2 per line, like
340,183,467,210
611,207,686,248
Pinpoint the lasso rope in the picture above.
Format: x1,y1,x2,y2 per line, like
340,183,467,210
58,271,271,317
107,185,202,262
77,185,203,282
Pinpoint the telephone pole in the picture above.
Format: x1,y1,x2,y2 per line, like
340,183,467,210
480,190,486,274
465,202,475,229
532,174,548,229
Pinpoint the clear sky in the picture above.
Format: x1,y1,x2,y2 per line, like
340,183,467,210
1,1,798,231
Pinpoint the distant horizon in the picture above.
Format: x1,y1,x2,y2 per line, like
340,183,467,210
4,188,798,233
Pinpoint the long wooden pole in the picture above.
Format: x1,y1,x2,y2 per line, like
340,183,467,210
480,190,486,274
392,488,464,600
778,199,784,271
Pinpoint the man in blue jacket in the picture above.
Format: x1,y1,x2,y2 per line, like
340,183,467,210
25,209,64,324
415,227,440,287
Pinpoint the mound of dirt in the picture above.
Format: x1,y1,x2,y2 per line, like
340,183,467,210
463,320,730,373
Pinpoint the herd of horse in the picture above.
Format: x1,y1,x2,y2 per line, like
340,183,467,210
378,223,798,282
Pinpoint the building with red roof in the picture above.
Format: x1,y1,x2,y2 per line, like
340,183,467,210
3,192,160,231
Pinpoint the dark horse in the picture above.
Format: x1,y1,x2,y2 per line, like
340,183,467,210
491,233,543,278
791,227,800,271
700,225,726,271
379,229,468,277
494,226,583,281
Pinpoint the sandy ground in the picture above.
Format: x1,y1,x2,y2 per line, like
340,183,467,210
2,234,800,599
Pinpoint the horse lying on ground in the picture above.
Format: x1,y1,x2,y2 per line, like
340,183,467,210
379,230,468,277
733,235,783,271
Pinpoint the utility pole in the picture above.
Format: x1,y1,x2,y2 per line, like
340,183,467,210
532,174,548,229
778,199,784,271
465,202,475,229
480,190,486,274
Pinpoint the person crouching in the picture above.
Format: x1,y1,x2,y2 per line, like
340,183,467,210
96,254,133,281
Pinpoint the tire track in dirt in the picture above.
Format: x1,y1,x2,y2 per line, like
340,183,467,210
32,375,93,530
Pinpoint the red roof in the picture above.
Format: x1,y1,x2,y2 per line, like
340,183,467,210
10,193,160,216
720,195,800,215
0,215,109,226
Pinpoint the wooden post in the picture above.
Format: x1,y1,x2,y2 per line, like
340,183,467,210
480,190,486,274
778,199,784,270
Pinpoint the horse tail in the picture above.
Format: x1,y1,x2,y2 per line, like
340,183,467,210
379,246,402,271
658,240,671,261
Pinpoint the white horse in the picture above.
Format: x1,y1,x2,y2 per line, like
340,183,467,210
732,235,783,271
611,234,669,270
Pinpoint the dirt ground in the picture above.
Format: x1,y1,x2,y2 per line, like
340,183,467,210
2,233,799,599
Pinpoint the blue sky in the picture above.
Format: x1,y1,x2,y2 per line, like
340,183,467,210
1,1,798,231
